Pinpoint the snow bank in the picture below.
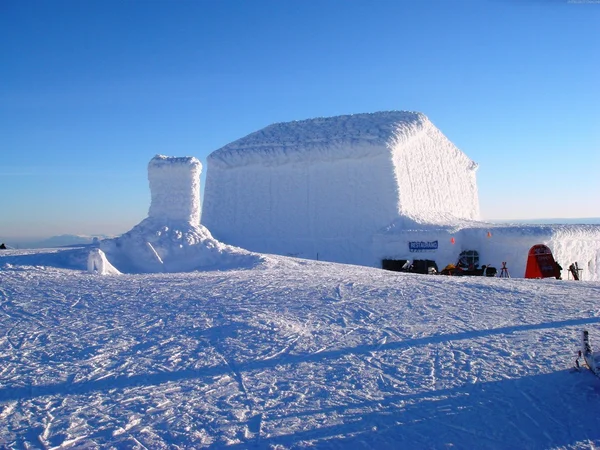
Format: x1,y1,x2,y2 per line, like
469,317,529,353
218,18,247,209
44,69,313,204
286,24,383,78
100,218,263,273
0,247,90,271
100,155,264,274
202,111,479,265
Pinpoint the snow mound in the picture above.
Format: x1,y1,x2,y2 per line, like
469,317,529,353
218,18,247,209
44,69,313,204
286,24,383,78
87,248,121,275
100,218,263,274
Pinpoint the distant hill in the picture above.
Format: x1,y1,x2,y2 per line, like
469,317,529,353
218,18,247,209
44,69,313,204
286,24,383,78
3,234,113,249
489,217,600,225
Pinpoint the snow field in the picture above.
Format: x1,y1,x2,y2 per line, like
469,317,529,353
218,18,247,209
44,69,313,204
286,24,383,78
1,249,600,448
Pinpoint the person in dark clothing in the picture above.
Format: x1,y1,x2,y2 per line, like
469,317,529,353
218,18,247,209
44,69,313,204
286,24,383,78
554,261,563,280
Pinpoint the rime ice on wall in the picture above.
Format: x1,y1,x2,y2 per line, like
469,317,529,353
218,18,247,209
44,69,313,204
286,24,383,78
148,155,201,224
390,119,480,223
100,155,263,273
202,111,480,264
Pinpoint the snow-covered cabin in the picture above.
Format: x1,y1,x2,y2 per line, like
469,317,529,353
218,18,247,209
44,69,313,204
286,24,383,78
202,111,479,265
202,111,600,280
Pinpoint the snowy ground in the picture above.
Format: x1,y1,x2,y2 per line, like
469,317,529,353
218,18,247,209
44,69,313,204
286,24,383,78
1,248,600,449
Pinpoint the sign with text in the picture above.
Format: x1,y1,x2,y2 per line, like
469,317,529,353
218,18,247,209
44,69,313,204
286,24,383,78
409,240,438,252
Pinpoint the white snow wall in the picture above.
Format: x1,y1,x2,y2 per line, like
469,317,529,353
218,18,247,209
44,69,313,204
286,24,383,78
373,224,600,280
391,119,480,223
148,155,202,224
202,112,480,265
203,153,399,264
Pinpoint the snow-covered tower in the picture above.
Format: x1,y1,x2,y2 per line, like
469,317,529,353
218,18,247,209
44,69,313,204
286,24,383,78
201,111,480,265
148,155,202,224
99,155,262,273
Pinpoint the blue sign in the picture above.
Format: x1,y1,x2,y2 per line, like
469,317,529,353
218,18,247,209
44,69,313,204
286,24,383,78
409,240,438,252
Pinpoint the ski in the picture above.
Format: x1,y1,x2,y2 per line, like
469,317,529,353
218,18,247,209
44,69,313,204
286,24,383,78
580,330,600,377
569,263,580,280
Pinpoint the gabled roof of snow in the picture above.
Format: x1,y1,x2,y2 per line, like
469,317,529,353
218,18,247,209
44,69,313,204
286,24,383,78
208,111,429,168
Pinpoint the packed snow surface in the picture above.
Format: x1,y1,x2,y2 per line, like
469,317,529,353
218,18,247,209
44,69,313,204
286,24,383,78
202,111,479,265
1,247,600,448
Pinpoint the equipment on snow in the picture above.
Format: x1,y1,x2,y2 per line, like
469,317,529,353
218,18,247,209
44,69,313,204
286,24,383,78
578,330,600,377
499,261,510,278
569,263,581,281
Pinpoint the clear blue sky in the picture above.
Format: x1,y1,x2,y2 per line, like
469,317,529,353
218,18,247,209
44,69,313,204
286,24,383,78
1,0,599,239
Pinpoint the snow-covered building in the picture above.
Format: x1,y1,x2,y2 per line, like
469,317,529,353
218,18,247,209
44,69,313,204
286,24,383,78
202,111,479,266
373,221,600,281
202,111,600,280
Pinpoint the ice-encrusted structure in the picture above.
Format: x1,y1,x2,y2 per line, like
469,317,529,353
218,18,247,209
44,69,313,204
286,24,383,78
202,111,479,265
373,221,600,281
201,111,600,279
148,155,202,224
100,155,263,274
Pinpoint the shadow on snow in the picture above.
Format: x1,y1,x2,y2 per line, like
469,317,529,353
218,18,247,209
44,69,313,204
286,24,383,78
2,316,599,402
2,317,600,448
226,370,600,449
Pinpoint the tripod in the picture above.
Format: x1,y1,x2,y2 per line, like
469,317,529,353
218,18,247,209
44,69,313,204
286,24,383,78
499,261,510,278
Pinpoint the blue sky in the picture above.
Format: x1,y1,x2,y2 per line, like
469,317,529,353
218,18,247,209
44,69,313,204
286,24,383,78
1,0,599,239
